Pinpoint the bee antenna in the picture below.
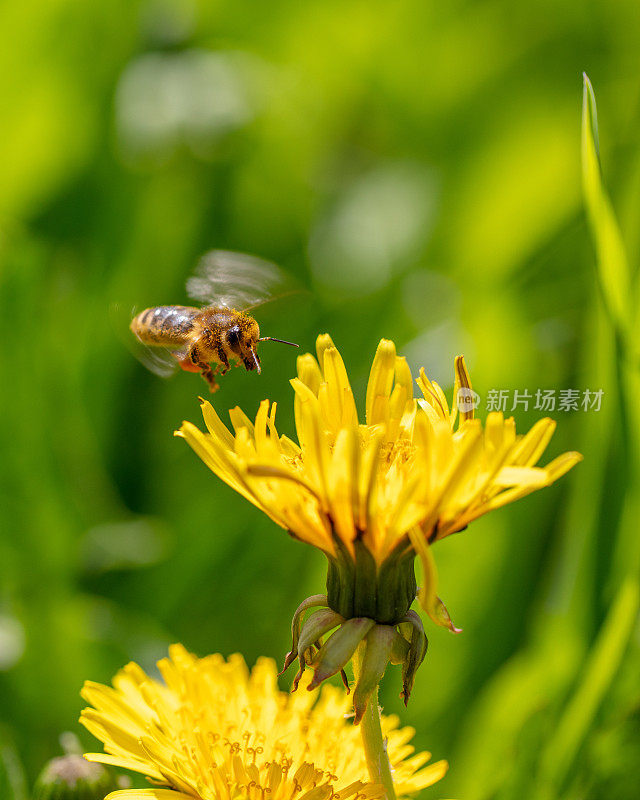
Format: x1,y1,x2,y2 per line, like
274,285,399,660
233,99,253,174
259,337,299,347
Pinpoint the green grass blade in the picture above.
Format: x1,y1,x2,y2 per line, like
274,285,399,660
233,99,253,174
581,73,633,337
0,732,27,800
539,577,640,791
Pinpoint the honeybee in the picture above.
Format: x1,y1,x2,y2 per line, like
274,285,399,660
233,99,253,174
129,250,298,392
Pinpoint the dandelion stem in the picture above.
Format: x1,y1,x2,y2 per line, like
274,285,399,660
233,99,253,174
353,644,397,800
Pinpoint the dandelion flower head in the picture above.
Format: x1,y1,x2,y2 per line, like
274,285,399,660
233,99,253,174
177,335,581,628
80,645,447,800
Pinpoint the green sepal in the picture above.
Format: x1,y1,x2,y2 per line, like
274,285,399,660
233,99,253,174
326,534,417,624
297,608,344,665
354,539,378,619
426,595,461,634
394,548,418,622
309,617,375,689
389,628,410,665
375,550,399,623
399,610,428,705
353,625,406,724
375,537,414,622
326,535,356,619
281,594,328,674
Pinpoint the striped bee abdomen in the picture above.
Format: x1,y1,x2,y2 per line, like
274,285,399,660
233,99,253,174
130,305,199,346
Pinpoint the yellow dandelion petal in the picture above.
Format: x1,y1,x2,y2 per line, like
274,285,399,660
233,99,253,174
494,466,549,488
416,369,450,423
546,450,584,480
400,760,449,792
290,378,331,504
463,451,584,525
176,422,244,495
254,399,278,459
366,339,397,427
328,427,358,545
452,354,474,426
228,405,256,436
394,356,414,405
81,648,445,800
509,417,556,466
200,400,236,449
358,429,385,545
316,333,336,372
389,356,416,440
105,792,193,800
83,753,152,775
323,346,358,432
484,411,510,456
408,529,445,629
279,433,302,458
231,421,251,455
297,352,324,394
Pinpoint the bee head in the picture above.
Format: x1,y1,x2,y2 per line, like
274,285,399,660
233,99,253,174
225,317,261,373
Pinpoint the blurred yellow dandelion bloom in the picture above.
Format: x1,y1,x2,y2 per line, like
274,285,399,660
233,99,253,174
80,644,447,800
177,334,581,632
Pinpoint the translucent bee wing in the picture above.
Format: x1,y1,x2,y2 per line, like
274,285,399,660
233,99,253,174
110,302,180,379
133,340,182,379
185,249,291,310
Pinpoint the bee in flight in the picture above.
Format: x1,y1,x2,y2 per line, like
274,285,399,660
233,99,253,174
129,250,298,392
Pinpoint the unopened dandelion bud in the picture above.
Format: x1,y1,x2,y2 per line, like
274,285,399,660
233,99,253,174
353,626,405,724
309,618,375,689
33,754,116,800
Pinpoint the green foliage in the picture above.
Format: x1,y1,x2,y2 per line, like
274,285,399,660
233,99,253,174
539,579,639,793
581,74,632,339
1,3,640,799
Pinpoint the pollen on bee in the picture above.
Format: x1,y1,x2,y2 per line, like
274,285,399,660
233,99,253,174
176,355,201,373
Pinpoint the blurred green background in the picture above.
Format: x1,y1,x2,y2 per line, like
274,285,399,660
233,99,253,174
1,1,640,798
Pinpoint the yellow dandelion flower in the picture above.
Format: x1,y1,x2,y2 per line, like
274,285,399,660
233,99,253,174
176,335,581,711
80,645,447,800
178,335,580,623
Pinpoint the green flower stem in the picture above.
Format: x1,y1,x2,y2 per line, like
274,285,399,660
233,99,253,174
353,644,397,800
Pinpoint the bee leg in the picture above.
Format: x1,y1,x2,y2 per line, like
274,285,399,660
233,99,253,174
197,362,219,393
215,344,230,376
188,344,220,392
195,361,220,394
